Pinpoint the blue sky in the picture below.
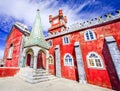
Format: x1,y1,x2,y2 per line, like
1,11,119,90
0,0,120,59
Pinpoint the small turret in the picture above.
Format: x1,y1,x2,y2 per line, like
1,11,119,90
48,9,67,35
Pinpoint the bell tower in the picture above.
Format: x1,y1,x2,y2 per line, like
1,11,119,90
48,9,67,35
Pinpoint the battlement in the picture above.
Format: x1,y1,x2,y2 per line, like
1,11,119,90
49,9,67,23
48,9,67,34
46,10,120,39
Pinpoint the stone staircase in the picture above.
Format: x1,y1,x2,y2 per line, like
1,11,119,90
16,67,57,83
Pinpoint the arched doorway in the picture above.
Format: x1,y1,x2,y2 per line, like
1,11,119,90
37,50,46,69
26,49,34,68
26,54,31,66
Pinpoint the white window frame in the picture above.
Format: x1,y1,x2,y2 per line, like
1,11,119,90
64,53,74,66
63,35,70,45
53,18,58,24
48,55,54,64
86,52,104,69
48,40,53,47
84,30,96,41
7,44,13,59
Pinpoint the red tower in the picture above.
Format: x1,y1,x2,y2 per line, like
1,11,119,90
48,9,67,35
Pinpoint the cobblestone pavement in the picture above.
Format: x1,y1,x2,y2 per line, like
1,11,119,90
0,77,114,91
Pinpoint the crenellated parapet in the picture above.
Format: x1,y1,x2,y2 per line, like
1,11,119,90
46,10,120,39
48,9,67,35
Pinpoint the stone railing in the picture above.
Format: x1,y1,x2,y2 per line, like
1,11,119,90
46,10,120,39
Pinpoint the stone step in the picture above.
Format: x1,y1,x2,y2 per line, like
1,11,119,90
16,67,57,83
22,75,49,80
32,73,50,77
25,75,57,84
26,78,49,84
20,68,48,74
18,71,50,77
20,73,56,79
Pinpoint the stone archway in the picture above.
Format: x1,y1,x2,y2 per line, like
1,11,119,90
26,54,31,66
37,50,46,69
25,49,34,68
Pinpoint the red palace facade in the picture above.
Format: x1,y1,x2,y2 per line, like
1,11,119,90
3,10,120,90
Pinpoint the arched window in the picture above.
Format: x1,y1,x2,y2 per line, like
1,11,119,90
48,40,52,47
48,55,54,64
64,53,74,66
84,30,96,41
8,44,13,59
87,52,104,68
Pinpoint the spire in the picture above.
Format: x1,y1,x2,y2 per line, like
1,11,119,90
24,9,49,49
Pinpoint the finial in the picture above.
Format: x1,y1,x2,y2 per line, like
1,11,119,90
37,9,40,11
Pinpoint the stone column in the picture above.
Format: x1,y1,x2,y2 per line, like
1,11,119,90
30,56,34,68
105,36,120,80
46,50,49,71
74,42,86,84
33,56,38,69
22,56,26,67
55,45,61,77
18,35,25,67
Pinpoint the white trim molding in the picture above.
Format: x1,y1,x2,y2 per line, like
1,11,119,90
84,30,96,41
62,35,70,45
86,52,104,69
64,53,74,66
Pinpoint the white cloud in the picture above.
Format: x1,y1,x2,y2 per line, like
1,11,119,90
0,0,116,59
0,0,93,31
0,49,4,59
0,0,115,32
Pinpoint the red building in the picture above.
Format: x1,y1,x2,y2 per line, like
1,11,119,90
46,10,120,90
3,10,120,90
3,22,30,67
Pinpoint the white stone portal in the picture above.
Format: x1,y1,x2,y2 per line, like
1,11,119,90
22,46,49,70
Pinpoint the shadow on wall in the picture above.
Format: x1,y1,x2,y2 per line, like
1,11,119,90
102,39,120,90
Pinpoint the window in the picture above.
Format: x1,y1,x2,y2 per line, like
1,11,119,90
84,30,96,41
87,52,104,68
48,55,54,64
48,40,52,47
53,18,58,24
61,27,65,31
64,53,74,66
7,44,13,59
63,36,70,44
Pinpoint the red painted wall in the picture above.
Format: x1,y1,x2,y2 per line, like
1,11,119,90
0,67,19,77
47,20,120,90
4,26,23,67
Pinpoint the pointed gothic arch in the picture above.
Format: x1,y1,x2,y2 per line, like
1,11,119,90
37,49,46,69
25,48,34,68
84,30,96,41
